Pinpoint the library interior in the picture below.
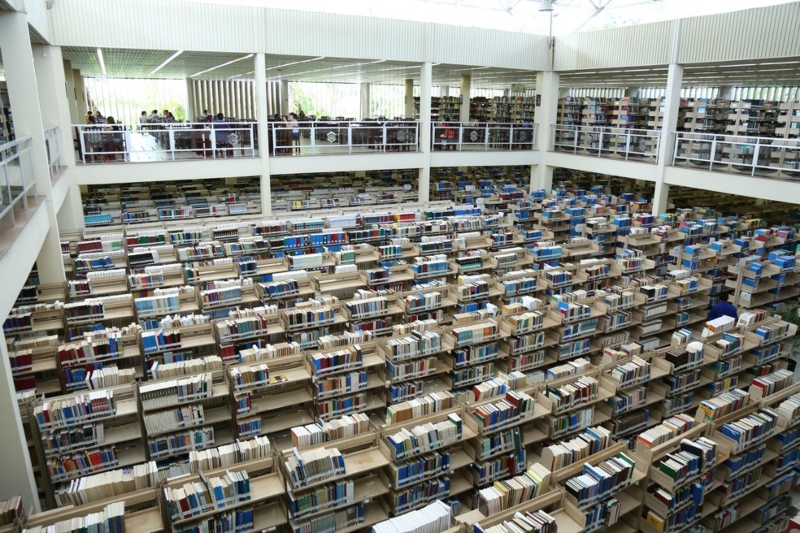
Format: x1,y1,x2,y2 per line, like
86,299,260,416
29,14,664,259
3,0,800,532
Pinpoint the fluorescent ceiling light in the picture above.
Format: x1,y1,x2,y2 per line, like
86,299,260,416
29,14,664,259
370,60,386,64
265,56,325,71
150,50,184,76
191,54,254,77
97,48,106,76
229,71,255,80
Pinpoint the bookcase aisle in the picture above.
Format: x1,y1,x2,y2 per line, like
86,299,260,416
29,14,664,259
7,176,800,533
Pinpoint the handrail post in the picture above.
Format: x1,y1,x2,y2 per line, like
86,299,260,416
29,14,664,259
485,123,489,151
625,131,631,161
509,124,513,151
210,127,217,159
573,126,578,153
458,123,463,151
382,124,387,153
672,132,679,165
168,128,176,161
78,126,87,164
709,136,717,171
752,140,760,176
347,124,352,154
310,124,316,156
598,129,604,157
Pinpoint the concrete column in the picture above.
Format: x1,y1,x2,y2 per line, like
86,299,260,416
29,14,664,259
532,70,559,192
34,45,76,167
0,328,39,511
57,183,86,231
62,61,79,125
459,75,471,123
418,63,432,204
255,54,272,215
359,82,370,120
653,63,683,216
719,86,735,101
280,80,289,116
0,11,65,284
405,78,415,119
185,78,196,122
73,70,87,121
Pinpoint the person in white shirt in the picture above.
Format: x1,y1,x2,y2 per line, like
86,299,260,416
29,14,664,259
148,109,160,122
138,111,148,125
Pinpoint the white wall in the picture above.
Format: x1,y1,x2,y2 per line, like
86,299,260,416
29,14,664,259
22,0,51,43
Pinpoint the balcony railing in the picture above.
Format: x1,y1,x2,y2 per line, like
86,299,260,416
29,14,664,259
0,137,36,225
74,122,257,164
431,122,536,151
672,131,800,178
44,126,62,180
552,125,660,162
268,120,419,156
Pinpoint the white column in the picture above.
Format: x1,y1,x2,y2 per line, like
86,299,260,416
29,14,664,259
280,80,289,116
255,53,272,216
418,63,432,204
652,63,683,215
719,86,735,100
0,329,39,511
459,75,471,123
63,61,79,125
57,183,86,231
0,11,65,284
185,78,196,121
73,70,87,121
34,45,76,167
405,78,415,119
359,83,370,120
532,70,559,192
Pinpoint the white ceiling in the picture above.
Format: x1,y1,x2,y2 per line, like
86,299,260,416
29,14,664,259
61,47,538,88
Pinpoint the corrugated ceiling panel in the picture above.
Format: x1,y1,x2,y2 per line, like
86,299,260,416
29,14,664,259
428,25,548,70
679,3,800,63
263,10,426,61
50,0,263,52
554,22,673,71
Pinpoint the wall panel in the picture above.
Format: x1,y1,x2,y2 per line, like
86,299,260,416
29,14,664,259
678,3,800,63
554,22,674,71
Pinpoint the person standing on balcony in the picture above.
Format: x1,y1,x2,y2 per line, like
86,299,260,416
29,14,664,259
148,110,160,122
139,111,148,127
288,113,301,155
212,112,233,158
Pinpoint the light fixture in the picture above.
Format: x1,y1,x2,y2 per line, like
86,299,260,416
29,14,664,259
264,56,325,71
150,50,184,76
191,54,254,77
370,60,386,64
97,48,106,76
539,0,553,12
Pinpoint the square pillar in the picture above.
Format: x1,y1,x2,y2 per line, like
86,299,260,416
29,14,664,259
459,75,471,123
359,83,370,120
653,63,684,216
73,70,87,122
0,11,65,284
405,78,415,119
255,53,272,215
185,78,196,122
532,70,559,192
34,45,76,167
418,63,432,204
280,80,289,116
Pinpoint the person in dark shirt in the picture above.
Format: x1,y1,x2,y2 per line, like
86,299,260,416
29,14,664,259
707,292,738,322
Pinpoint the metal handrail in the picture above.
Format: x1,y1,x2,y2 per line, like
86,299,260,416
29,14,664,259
268,120,420,156
430,121,537,152
672,131,800,177
552,124,661,162
0,136,36,225
73,121,258,163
